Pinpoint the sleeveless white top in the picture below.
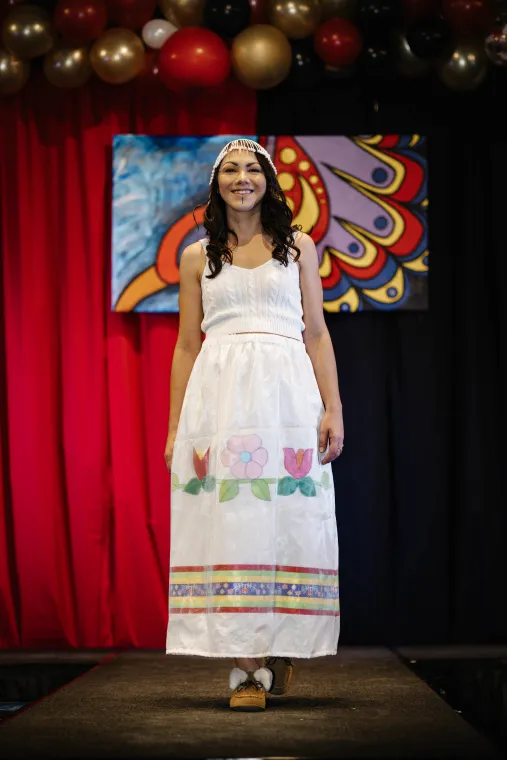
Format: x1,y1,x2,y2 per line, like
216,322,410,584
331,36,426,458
199,238,305,342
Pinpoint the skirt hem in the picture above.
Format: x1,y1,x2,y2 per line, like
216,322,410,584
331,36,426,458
165,648,338,659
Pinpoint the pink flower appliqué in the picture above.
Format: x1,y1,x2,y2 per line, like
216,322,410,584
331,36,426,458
283,448,313,479
221,434,268,480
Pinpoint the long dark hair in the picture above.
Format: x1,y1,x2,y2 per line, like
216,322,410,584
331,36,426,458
201,151,301,280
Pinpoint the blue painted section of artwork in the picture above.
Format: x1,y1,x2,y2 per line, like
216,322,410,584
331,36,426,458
112,134,256,312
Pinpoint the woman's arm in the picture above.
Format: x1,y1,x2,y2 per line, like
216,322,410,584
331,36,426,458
167,242,204,441
297,232,344,463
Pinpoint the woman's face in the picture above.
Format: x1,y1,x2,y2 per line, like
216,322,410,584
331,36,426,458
216,149,267,212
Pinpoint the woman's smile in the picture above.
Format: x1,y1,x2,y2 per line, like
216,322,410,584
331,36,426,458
217,149,267,208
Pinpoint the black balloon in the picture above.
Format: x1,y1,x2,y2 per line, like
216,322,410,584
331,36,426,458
203,0,251,37
405,17,452,60
357,0,402,34
359,38,393,74
493,0,507,24
287,39,325,89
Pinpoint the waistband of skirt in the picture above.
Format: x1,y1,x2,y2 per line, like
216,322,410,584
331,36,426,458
203,332,306,349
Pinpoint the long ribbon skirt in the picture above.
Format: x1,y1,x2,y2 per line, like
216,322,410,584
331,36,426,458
166,332,340,658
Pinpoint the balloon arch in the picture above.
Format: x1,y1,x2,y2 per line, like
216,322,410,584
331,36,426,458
0,0,506,95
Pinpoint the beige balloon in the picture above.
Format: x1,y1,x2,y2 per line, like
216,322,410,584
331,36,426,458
438,43,488,91
142,19,177,50
268,0,321,39
320,0,357,20
0,48,29,95
159,0,205,27
231,24,292,89
90,28,145,85
2,4,55,59
44,43,91,89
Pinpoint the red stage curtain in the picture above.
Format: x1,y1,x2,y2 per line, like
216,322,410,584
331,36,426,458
0,72,256,648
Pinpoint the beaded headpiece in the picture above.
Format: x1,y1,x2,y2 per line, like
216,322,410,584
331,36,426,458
209,138,277,186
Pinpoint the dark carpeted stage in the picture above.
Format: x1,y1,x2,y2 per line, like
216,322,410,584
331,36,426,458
0,647,505,759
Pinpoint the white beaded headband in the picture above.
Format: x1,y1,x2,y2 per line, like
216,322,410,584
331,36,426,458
209,139,277,186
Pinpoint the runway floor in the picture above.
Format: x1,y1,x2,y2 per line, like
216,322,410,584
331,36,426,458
0,647,505,759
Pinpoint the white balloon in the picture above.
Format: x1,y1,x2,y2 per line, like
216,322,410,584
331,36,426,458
141,19,177,50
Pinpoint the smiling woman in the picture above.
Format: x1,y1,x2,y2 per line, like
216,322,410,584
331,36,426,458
218,155,267,209
202,140,297,279
164,138,344,713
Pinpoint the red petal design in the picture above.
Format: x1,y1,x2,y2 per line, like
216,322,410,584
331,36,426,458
193,447,210,482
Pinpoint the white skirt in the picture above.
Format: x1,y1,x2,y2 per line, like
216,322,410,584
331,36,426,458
166,332,340,658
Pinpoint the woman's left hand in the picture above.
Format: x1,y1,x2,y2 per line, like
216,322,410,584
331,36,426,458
318,408,344,464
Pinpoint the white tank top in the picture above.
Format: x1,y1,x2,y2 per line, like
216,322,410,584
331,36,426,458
199,238,305,342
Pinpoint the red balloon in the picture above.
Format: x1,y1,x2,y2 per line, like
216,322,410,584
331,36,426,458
442,0,494,32
249,0,269,23
158,27,231,92
105,0,157,30
54,0,107,45
314,18,363,67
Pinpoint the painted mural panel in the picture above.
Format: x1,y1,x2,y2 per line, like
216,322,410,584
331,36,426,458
112,134,428,313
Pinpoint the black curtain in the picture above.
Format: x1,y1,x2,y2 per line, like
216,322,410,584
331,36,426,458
258,69,507,645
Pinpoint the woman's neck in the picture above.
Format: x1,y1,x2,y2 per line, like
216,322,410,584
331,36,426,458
226,210,263,247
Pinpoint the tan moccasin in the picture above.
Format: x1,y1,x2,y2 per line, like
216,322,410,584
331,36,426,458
229,667,272,711
265,656,294,696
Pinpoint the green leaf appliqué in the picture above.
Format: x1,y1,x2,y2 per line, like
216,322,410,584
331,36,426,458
298,476,317,497
251,478,271,501
202,475,217,493
219,479,239,503
277,476,298,496
184,477,202,495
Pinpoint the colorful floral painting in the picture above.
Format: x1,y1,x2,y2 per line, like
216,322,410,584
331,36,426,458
112,134,428,313
171,435,331,503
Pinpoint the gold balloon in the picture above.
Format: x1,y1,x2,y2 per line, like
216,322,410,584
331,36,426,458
438,43,488,91
231,24,292,89
320,0,357,20
0,48,29,95
90,28,145,85
2,4,55,59
44,43,91,89
268,0,321,39
158,0,205,27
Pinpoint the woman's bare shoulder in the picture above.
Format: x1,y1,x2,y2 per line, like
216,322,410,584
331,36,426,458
292,230,313,270
294,230,312,246
180,240,206,284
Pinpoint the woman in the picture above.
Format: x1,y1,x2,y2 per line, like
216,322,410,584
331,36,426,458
164,139,343,712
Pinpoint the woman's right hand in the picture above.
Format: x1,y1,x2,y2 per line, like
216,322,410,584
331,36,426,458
164,433,177,475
